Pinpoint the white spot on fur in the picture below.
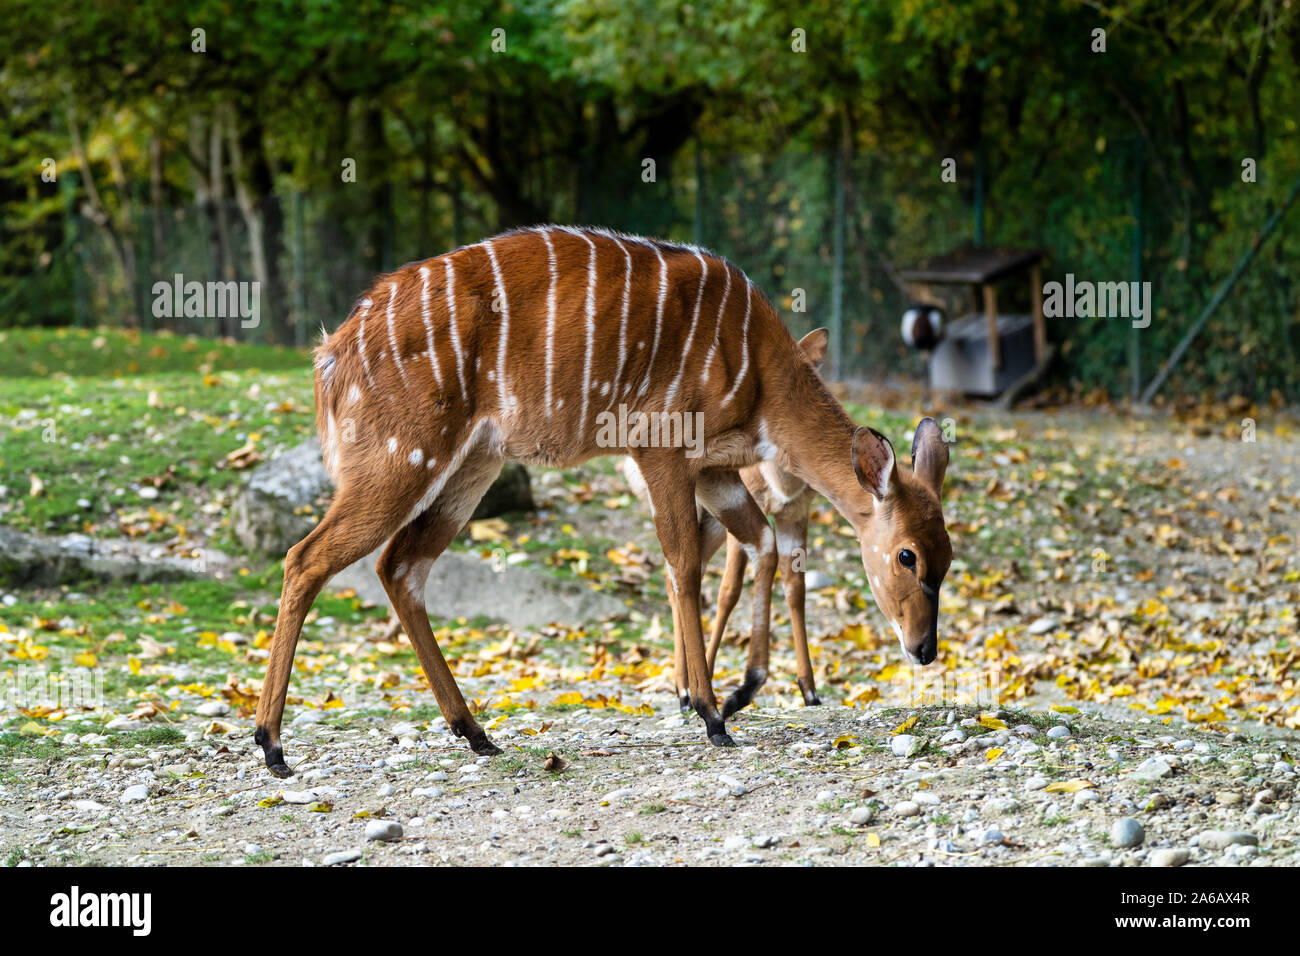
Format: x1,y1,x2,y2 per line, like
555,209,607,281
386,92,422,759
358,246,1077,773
387,437,398,454
409,448,424,466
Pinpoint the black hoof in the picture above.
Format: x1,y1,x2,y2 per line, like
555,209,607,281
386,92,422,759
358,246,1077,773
677,691,693,715
798,679,822,707
469,733,503,756
254,726,292,777
721,667,767,719
709,733,736,747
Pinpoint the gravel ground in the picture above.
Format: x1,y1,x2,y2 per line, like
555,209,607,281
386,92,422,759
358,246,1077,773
2,699,1295,867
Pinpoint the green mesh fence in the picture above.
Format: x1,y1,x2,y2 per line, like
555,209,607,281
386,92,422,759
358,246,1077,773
7,145,1299,399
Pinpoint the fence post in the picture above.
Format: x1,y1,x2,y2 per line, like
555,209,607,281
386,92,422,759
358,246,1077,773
693,139,704,247
1130,136,1143,402
830,150,846,381
1139,175,1300,405
292,190,307,347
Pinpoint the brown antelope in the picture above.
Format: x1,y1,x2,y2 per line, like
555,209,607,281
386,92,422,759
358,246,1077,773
252,225,952,777
622,328,827,713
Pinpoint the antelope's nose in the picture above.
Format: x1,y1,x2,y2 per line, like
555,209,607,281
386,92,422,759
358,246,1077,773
913,644,937,666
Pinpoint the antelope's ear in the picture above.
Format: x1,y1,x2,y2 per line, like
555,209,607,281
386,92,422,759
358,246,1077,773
851,426,896,500
911,417,949,497
797,328,829,370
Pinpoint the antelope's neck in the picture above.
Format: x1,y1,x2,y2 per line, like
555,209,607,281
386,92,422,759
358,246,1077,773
754,346,873,534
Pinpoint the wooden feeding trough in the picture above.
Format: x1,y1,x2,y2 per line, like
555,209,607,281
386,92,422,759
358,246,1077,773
899,247,1048,398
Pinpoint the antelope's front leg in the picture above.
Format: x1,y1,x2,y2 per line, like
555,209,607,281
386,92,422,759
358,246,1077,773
776,512,819,706
639,458,733,746
697,470,777,718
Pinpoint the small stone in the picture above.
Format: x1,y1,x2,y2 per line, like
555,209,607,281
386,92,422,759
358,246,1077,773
1110,817,1145,848
913,792,941,806
723,835,747,850
892,735,920,758
1197,830,1258,851
1013,724,1037,737
1171,740,1195,752
73,800,106,813
1149,848,1189,867
939,729,964,744
893,801,921,818
281,790,315,804
1073,790,1101,808
1145,792,1171,811
847,807,875,827
752,834,776,848
196,701,230,717
120,784,149,804
323,849,362,865
804,570,834,590
412,787,443,798
377,784,396,797
603,788,637,803
1046,725,1071,739
364,820,403,842
1215,791,1243,806
717,774,746,796
1027,618,1058,635
814,790,837,802
1024,776,1049,791
981,827,1005,845
594,844,616,857
1134,757,1174,780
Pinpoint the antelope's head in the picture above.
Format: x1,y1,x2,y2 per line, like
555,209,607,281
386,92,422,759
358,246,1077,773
851,419,952,665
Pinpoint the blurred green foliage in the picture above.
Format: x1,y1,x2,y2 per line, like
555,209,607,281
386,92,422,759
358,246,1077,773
1,0,1297,398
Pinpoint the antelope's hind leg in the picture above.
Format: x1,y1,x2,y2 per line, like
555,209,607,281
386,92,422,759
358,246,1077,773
254,483,417,777
376,452,505,756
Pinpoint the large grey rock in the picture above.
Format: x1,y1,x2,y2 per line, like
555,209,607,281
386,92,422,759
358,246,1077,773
0,525,230,587
333,546,624,631
231,437,535,554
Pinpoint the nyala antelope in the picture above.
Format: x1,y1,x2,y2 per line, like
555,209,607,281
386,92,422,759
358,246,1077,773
253,225,952,777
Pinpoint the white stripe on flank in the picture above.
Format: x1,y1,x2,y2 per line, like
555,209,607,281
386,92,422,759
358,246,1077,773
608,235,633,409
420,266,442,389
482,240,512,415
721,279,754,406
538,228,558,416
639,243,669,397
443,258,469,399
701,261,731,383
356,300,376,388
664,249,709,409
386,282,410,388
559,227,598,440
402,417,502,526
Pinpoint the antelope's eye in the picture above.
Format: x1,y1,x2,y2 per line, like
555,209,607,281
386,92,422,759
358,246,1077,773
898,549,917,569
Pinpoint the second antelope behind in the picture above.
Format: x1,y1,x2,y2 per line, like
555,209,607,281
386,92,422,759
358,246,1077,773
252,226,952,777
